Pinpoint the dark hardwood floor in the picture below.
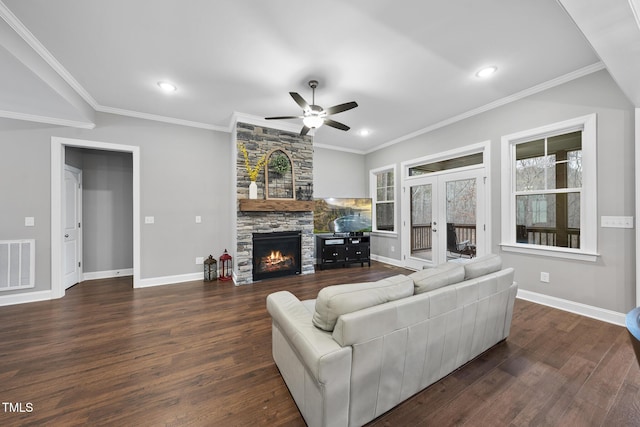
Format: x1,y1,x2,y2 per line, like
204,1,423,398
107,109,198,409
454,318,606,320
0,262,638,426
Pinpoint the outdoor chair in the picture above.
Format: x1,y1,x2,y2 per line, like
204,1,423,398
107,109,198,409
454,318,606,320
447,223,475,258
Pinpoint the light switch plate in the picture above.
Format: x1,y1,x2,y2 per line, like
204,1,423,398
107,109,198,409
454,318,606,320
195,216,202,223
25,217,35,227
145,216,155,224
601,216,633,228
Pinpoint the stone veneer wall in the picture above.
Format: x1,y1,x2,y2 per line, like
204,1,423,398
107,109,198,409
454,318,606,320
235,122,314,285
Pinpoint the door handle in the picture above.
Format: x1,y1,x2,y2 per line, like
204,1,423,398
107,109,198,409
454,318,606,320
433,229,437,233
65,234,69,238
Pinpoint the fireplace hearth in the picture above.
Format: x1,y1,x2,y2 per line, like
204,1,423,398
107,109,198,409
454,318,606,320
252,231,302,281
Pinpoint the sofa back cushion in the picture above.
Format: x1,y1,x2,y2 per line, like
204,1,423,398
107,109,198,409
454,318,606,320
464,254,502,280
409,262,465,294
312,274,414,331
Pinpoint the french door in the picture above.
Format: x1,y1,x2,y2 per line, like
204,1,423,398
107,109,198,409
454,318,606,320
402,168,485,270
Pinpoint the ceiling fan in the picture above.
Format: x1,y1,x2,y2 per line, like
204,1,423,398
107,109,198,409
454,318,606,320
265,80,358,136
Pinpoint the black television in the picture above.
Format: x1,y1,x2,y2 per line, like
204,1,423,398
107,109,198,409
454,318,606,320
314,198,372,234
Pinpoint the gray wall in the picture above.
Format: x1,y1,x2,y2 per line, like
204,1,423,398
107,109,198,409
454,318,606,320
313,146,366,198
0,111,232,295
365,69,635,313
65,147,133,274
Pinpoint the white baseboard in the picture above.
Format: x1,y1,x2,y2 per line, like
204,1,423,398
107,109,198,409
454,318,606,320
83,268,134,281
517,289,626,327
0,290,53,306
136,272,203,288
370,254,407,269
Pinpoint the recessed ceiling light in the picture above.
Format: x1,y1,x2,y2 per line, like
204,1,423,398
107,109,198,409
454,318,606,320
157,81,177,92
475,66,498,78
359,129,370,137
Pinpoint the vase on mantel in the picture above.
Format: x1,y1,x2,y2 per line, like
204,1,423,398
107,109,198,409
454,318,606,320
249,180,258,199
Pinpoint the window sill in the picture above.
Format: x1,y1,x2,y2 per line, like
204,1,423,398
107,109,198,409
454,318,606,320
500,243,599,262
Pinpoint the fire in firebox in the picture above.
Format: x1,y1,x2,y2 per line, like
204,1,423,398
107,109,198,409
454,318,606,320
258,250,295,273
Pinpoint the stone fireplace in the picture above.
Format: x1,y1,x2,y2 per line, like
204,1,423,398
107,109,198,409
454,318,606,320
234,122,314,285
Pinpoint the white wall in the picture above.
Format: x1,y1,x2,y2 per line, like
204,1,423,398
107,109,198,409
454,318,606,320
365,69,636,314
0,111,232,298
313,147,366,198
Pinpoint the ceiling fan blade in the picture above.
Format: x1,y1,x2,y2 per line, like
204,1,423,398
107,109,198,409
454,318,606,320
324,101,358,116
290,92,310,111
265,116,301,120
300,125,311,136
324,119,350,131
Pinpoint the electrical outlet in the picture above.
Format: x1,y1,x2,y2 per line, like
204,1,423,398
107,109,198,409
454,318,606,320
195,216,202,223
144,216,155,224
390,246,395,252
196,257,204,265
540,272,550,283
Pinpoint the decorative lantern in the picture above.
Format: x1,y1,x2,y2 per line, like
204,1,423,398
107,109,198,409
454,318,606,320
219,249,233,282
204,255,217,282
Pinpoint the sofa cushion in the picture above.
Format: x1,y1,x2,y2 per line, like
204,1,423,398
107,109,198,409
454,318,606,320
409,262,465,294
312,274,414,331
464,254,502,280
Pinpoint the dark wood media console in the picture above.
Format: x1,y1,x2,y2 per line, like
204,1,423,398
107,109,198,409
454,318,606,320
316,234,370,270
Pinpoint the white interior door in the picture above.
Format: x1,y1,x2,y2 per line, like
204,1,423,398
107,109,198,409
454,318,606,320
63,166,82,289
403,168,485,269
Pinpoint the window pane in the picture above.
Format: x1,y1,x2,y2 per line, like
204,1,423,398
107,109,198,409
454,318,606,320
515,192,580,248
376,202,394,231
387,172,394,186
547,131,582,190
386,187,394,201
515,139,547,191
567,150,582,188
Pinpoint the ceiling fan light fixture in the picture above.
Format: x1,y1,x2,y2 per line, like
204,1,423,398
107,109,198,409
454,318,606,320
303,115,324,129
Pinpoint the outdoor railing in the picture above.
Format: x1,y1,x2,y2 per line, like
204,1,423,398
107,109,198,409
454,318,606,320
518,226,580,249
411,223,580,251
411,223,476,251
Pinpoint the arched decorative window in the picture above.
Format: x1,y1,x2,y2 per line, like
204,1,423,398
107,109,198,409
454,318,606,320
265,149,295,200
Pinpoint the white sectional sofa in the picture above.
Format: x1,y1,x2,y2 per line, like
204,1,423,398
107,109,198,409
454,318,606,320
266,254,517,427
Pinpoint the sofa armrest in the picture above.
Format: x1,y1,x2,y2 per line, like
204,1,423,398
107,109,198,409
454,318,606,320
267,291,351,384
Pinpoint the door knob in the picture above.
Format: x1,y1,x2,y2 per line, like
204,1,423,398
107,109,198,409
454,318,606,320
64,234,69,238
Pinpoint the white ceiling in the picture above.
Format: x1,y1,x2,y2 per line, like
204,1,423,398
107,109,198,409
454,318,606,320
0,0,638,153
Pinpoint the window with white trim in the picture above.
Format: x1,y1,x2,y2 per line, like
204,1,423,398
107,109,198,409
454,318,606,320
501,114,597,260
371,166,396,232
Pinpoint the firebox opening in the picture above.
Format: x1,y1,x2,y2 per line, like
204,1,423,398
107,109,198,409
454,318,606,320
252,231,302,281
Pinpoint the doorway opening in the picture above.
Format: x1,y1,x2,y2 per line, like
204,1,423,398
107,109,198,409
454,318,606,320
51,137,140,299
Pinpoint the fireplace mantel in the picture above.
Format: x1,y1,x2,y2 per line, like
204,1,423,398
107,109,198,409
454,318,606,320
238,199,314,212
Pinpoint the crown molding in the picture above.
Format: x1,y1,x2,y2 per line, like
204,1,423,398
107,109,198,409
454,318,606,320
0,109,95,129
95,105,227,132
313,142,366,155
365,61,607,154
0,0,98,109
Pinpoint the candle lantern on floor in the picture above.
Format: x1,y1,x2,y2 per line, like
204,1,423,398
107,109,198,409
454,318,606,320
203,255,217,282
219,249,233,282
